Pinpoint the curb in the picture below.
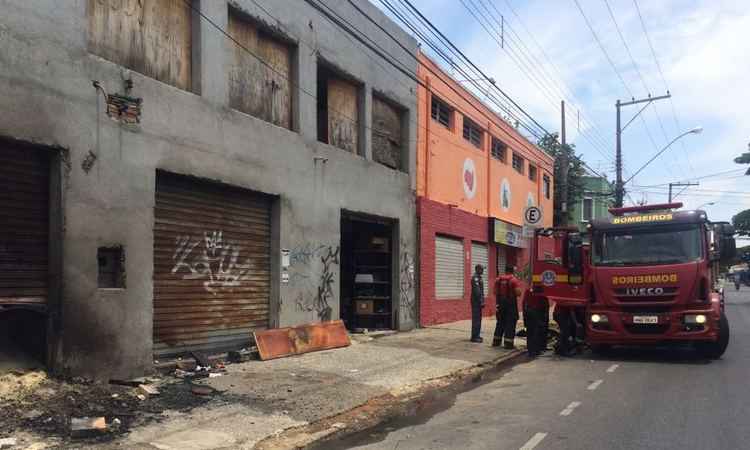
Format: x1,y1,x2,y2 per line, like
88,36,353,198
253,349,527,450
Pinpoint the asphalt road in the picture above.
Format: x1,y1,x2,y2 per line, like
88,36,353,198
327,286,750,450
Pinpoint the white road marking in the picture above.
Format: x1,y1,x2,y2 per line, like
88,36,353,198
607,364,619,373
520,432,548,450
559,401,581,416
587,379,604,390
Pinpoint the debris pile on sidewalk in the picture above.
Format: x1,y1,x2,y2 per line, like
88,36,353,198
0,368,216,446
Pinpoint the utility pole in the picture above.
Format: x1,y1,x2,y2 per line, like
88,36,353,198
668,182,699,202
614,93,672,207
560,100,568,226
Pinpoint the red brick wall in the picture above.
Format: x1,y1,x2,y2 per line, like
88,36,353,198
418,197,498,326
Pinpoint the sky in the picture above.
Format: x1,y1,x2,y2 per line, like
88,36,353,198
375,0,750,225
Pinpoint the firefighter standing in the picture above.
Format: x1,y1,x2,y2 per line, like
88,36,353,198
524,289,547,357
470,265,485,343
493,265,522,349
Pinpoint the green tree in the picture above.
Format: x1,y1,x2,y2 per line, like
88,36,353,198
732,209,750,237
736,142,750,175
537,133,587,226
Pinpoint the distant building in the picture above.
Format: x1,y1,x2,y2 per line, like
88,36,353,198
569,176,613,232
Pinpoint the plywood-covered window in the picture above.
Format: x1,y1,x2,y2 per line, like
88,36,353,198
228,8,293,129
491,137,507,163
317,64,360,154
462,117,483,149
372,95,405,171
88,0,193,91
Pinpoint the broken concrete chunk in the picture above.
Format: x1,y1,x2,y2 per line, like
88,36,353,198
0,438,17,449
138,384,160,396
70,417,107,437
190,384,215,396
208,373,223,378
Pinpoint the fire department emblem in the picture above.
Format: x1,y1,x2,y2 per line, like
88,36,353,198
541,270,556,287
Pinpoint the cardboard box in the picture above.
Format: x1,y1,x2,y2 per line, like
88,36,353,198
355,299,374,315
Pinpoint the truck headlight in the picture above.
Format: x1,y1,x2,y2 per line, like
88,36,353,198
684,314,707,324
591,314,608,324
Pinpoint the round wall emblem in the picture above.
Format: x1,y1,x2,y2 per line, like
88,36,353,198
500,178,511,211
463,158,477,199
541,270,556,287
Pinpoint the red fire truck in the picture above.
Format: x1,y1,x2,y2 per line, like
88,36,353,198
529,203,735,358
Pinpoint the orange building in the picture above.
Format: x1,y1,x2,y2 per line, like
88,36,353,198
416,51,554,326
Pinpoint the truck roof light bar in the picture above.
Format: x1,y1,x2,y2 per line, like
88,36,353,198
608,202,683,216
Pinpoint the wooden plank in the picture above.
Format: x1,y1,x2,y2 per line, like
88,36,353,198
372,96,403,169
254,320,351,361
327,78,358,153
88,0,192,90
227,9,292,129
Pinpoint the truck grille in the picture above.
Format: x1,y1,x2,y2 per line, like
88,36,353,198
615,287,678,303
625,324,670,335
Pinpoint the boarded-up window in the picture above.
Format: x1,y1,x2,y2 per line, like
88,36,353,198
227,8,293,129
372,96,404,171
318,65,359,153
88,0,193,91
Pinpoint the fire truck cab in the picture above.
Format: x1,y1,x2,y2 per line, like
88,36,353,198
529,203,735,358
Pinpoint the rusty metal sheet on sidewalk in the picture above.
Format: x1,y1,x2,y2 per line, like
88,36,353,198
254,320,351,360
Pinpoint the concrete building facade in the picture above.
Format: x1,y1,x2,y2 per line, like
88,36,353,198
415,52,554,326
0,0,419,379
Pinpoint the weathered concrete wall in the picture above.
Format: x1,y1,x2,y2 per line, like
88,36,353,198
0,0,418,379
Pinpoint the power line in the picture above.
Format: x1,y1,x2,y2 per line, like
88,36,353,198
572,0,678,182
632,0,697,176
637,169,747,187
465,0,616,166
187,0,550,168
602,0,688,179
499,0,615,154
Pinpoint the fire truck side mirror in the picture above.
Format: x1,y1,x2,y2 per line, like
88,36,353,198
714,222,736,262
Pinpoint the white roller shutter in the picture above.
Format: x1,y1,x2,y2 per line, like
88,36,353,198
471,242,489,295
435,236,464,299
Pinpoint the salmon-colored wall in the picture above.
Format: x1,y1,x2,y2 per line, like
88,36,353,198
416,52,554,227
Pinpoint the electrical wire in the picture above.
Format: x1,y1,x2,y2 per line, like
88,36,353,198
632,0,697,177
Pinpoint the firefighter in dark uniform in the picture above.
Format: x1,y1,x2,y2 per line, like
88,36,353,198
470,265,485,343
493,265,522,349
524,289,546,357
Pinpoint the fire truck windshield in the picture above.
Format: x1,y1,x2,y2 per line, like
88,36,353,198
593,224,703,266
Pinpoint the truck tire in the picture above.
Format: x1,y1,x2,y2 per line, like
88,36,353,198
698,313,729,359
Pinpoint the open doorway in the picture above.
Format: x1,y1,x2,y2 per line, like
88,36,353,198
0,309,46,372
340,213,395,332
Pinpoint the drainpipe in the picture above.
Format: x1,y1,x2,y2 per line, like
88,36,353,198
425,76,431,199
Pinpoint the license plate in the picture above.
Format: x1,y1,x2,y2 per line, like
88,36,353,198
633,315,659,324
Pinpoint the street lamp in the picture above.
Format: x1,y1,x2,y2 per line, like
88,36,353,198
624,127,703,185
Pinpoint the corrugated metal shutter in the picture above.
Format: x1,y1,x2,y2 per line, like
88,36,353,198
435,236,464,299
471,242,488,295
0,144,49,306
153,172,271,357
496,245,507,277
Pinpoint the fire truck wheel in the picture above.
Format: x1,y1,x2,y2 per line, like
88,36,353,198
698,313,730,359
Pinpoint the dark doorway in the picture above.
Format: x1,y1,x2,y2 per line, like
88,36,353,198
0,309,46,373
341,213,394,332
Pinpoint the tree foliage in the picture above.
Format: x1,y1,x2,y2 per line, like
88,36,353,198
732,209,750,237
537,133,588,226
735,142,750,175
